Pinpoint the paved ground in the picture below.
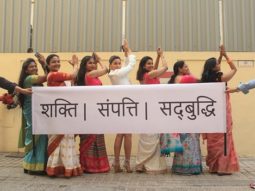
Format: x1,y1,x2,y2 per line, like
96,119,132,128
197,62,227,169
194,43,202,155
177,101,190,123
0,152,254,191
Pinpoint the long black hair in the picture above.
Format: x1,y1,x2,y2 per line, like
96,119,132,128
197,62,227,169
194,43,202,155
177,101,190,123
201,57,222,82
76,56,93,86
168,61,185,84
136,56,153,81
45,54,59,73
18,58,36,108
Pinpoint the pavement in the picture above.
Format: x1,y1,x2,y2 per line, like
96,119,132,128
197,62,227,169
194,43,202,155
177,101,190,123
0,152,255,191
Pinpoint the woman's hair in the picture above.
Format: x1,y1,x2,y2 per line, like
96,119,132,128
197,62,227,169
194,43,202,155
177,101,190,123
76,56,93,86
18,58,36,108
201,57,222,82
168,61,185,84
136,56,153,81
109,55,121,65
108,55,121,72
45,54,59,73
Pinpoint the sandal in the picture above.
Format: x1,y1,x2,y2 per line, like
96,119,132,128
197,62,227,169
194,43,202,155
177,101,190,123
135,165,146,173
123,160,133,173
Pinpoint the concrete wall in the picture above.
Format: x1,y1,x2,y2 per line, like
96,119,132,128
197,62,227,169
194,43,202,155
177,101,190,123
0,51,254,156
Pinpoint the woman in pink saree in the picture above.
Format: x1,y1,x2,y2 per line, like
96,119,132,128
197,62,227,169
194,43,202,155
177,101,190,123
201,46,239,175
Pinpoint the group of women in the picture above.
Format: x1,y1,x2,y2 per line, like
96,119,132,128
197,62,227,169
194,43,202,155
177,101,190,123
0,41,243,178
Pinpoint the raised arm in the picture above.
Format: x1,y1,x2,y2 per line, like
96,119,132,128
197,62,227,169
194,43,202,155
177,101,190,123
121,39,136,73
122,39,132,66
122,39,131,61
154,48,162,70
68,55,79,79
87,52,108,77
147,52,168,79
220,46,237,82
109,54,136,77
218,45,224,64
34,53,48,84
35,53,47,74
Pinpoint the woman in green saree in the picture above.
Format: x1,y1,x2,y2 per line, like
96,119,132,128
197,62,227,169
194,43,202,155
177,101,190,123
18,56,48,175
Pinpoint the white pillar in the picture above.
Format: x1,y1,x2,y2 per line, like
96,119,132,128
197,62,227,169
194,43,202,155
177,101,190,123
219,0,224,45
122,0,126,44
29,0,35,48
30,0,35,27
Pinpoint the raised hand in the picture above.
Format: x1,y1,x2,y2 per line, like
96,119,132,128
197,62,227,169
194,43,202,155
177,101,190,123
122,39,130,52
219,45,227,57
68,55,79,66
35,53,46,66
157,47,163,57
92,52,101,63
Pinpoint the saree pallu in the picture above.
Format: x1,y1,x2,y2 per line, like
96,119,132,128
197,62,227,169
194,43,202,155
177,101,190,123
46,135,82,177
18,114,26,149
136,134,167,174
204,93,239,173
79,134,110,173
172,133,202,175
160,133,183,156
22,86,48,172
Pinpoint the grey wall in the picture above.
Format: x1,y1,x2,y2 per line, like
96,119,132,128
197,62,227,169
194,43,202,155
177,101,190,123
0,0,31,52
33,0,122,52
126,0,220,51
0,0,254,52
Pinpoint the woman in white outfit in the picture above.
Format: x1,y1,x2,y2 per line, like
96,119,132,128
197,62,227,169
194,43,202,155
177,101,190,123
135,48,168,174
108,40,136,173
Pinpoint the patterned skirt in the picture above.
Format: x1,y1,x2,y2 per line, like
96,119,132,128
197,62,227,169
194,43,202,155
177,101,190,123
23,135,48,172
172,133,202,175
22,105,48,172
80,134,110,173
46,135,83,177
160,133,183,156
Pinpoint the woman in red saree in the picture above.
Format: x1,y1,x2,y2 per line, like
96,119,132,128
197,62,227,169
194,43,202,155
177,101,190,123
201,46,239,175
77,53,110,173
46,54,82,177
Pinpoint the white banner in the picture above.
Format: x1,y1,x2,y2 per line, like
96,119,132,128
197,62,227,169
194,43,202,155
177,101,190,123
32,83,226,134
